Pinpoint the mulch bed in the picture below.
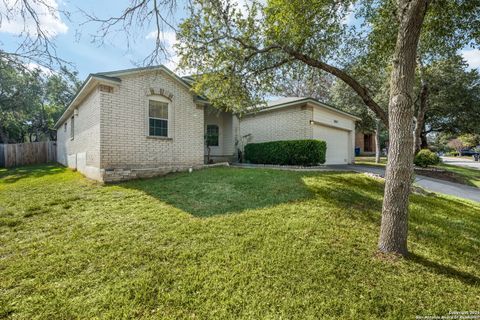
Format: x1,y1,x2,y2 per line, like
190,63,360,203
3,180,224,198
414,167,466,185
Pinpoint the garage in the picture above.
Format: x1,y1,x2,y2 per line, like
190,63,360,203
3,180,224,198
313,124,351,164
239,97,359,165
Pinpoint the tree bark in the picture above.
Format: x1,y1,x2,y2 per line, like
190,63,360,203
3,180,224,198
414,58,428,154
378,0,429,256
420,129,428,149
375,119,381,163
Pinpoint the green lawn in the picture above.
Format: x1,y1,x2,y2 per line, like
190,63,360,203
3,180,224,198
355,156,480,188
1,165,479,319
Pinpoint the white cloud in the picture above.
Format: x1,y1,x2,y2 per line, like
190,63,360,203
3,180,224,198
25,62,54,75
145,30,177,46
462,49,480,70
0,0,68,38
145,30,181,71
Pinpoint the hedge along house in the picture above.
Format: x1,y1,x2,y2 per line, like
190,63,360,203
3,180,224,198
239,97,361,164
54,66,238,182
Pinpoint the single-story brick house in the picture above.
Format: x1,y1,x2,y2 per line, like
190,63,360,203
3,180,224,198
55,66,359,182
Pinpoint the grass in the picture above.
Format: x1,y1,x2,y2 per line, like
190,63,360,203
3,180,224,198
355,156,387,167
1,164,479,319
355,156,480,188
437,163,480,188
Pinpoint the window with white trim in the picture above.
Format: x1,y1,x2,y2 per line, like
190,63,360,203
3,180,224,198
148,99,169,137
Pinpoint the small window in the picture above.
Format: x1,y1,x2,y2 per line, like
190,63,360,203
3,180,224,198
206,125,219,146
149,100,168,137
64,122,67,132
70,116,75,140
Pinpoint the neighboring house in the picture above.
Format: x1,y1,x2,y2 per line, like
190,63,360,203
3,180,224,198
55,66,359,182
355,131,377,155
55,66,237,182
240,97,360,164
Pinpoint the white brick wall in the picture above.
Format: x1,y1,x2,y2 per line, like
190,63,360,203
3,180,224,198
56,88,102,180
99,70,204,170
239,105,313,144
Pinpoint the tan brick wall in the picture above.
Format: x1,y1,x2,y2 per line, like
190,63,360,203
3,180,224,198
239,105,313,145
99,70,204,171
56,88,102,180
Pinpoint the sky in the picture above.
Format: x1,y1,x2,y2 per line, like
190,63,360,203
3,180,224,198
1,0,479,80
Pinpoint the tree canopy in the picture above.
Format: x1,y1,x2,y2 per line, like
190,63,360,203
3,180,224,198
0,60,80,143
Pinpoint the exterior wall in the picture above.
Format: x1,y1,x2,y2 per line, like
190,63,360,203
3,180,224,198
355,132,376,155
56,89,102,180
99,70,204,181
239,105,313,145
204,107,236,162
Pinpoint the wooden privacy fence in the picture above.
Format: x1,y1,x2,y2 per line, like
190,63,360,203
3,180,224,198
0,141,56,168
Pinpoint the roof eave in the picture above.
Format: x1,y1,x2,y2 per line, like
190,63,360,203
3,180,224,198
53,75,121,129
245,98,362,121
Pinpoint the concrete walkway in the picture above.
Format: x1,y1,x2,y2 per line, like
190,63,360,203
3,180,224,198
441,156,480,170
231,163,480,203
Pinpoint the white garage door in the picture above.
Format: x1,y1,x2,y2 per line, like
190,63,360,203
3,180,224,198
313,125,350,164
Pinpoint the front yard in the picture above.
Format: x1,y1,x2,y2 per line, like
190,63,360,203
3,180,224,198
1,165,479,319
356,156,480,188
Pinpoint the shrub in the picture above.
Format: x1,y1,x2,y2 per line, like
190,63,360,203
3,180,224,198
414,149,441,168
445,151,459,157
244,140,326,166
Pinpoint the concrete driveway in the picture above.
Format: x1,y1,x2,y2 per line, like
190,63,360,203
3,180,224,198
342,165,480,203
441,156,480,170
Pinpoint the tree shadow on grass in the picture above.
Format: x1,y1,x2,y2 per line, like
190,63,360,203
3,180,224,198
0,163,66,183
408,253,480,286
302,173,384,225
122,167,315,217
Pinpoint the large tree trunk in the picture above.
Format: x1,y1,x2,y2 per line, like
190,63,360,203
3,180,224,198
378,0,429,256
413,59,428,154
375,119,381,163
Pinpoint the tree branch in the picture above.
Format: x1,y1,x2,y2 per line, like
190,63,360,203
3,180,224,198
280,47,389,126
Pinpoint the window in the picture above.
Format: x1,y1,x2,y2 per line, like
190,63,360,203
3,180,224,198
149,100,168,137
206,124,219,146
70,116,75,140
64,122,67,132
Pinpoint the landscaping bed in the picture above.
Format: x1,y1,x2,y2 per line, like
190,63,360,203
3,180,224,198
413,166,468,185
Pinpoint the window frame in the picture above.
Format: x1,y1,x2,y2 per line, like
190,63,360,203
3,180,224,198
147,95,172,139
206,124,219,147
70,116,74,140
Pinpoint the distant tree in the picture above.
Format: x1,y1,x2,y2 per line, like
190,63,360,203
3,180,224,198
0,60,80,143
414,56,480,151
447,139,464,154
458,134,479,149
